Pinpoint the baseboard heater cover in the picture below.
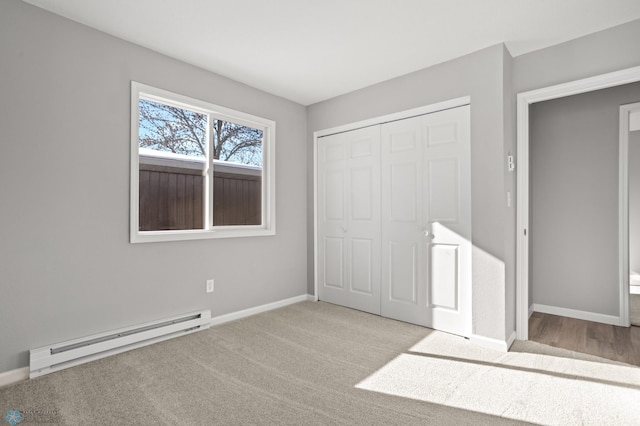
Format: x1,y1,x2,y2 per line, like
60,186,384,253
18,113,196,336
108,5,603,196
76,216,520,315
29,310,211,379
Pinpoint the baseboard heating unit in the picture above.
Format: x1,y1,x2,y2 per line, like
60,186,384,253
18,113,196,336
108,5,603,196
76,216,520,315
29,310,211,378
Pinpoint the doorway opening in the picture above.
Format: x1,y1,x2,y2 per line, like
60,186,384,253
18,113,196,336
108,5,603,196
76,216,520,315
516,66,640,341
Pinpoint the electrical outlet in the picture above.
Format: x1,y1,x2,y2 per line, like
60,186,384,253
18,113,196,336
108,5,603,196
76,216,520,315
206,279,214,293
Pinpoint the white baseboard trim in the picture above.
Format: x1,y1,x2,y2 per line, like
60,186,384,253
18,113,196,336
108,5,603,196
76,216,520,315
506,331,517,350
528,304,534,318
0,367,29,388
0,296,314,388
533,304,622,326
469,334,509,352
210,294,314,327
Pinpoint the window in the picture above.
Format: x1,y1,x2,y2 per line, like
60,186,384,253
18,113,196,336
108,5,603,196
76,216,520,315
130,82,275,242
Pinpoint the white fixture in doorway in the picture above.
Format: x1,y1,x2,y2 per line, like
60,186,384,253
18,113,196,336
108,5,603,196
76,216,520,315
516,66,640,340
623,102,640,301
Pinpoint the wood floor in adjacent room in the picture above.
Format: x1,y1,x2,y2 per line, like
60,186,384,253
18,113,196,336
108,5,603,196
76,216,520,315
529,312,640,366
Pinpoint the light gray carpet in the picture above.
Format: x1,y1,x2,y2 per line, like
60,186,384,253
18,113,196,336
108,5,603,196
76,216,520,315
1,301,639,425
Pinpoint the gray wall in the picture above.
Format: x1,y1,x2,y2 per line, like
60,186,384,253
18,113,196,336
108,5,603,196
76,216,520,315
0,0,308,372
530,83,640,315
503,46,517,337
631,130,640,275
513,19,640,95
307,44,512,341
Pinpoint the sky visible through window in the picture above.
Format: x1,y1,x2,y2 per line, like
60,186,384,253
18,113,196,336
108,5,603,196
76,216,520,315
138,98,263,167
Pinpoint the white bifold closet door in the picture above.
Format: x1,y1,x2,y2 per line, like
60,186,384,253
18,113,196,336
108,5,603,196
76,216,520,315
317,125,381,315
381,105,471,336
317,105,471,337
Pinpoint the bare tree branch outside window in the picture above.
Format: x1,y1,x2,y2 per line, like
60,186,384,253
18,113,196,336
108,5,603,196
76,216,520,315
139,99,263,166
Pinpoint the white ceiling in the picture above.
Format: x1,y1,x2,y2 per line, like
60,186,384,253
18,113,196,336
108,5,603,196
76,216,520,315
23,0,640,105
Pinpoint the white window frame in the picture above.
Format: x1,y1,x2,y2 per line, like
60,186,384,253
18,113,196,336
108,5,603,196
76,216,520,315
130,81,276,243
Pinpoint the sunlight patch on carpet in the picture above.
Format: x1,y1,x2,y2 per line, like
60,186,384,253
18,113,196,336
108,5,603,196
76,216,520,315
355,351,640,425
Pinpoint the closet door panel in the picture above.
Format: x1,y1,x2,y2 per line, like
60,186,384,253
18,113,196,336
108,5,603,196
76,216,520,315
318,133,348,306
422,106,471,336
381,105,471,336
350,167,373,220
430,243,458,310
381,116,426,325
390,163,418,221
388,241,418,304
427,158,459,222
323,237,344,289
345,127,381,313
324,170,345,220
317,126,381,315
350,238,373,295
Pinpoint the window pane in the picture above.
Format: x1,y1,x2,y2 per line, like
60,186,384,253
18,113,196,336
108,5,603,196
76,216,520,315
138,99,206,231
211,120,263,226
139,99,207,157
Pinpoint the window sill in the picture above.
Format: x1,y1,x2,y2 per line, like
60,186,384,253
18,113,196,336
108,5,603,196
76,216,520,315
130,226,275,243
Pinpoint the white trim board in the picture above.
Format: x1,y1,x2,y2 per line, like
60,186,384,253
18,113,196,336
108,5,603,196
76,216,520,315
314,96,471,139
210,294,315,327
532,304,622,326
0,367,29,388
469,332,516,353
516,65,640,340
507,331,517,350
631,109,640,131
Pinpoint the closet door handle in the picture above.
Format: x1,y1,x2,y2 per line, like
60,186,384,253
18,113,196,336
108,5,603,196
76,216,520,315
340,225,347,233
